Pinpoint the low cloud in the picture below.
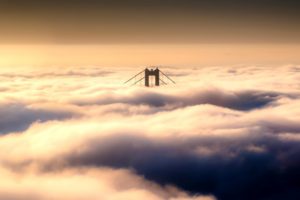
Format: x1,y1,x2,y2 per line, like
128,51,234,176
0,166,215,200
73,88,289,111
0,65,300,200
62,133,300,200
0,69,113,79
0,103,78,134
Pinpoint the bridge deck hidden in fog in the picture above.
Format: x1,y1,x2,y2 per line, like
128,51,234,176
124,67,176,87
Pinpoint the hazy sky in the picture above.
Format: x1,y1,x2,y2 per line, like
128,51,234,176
1,0,300,44
0,0,300,68
1,44,300,68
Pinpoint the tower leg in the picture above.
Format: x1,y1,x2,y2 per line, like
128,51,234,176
145,69,150,87
155,69,160,86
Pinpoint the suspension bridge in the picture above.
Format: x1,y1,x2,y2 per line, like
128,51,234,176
124,67,176,87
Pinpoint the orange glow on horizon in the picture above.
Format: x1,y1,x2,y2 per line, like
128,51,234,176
0,44,300,69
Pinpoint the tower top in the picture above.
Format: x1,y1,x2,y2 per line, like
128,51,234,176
124,67,175,87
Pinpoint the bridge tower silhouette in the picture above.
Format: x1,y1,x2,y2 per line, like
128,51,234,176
124,67,175,87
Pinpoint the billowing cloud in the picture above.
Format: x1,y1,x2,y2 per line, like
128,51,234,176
61,133,300,200
73,88,291,111
0,103,78,134
0,65,300,200
0,166,215,200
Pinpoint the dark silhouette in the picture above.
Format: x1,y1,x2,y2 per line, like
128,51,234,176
145,68,160,86
124,67,175,87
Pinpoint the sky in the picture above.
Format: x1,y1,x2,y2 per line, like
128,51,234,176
0,0,300,67
1,44,300,68
0,0,299,44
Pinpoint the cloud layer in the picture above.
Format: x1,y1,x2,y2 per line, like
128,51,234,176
0,65,300,200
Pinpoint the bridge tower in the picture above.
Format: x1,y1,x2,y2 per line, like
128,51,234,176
124,67,175,87
145,68,160,87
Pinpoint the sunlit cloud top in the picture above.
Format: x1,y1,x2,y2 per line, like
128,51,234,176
0,65,300,199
